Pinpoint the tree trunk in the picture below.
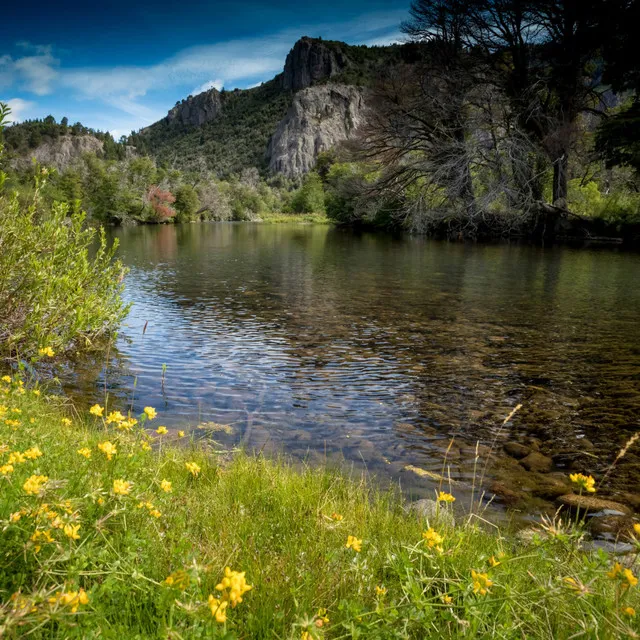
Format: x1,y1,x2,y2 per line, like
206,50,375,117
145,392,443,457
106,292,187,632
552,152,568,206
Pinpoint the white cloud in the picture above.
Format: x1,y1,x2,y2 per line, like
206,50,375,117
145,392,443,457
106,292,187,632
3,97,36,123
191,78,224,96
0,51,59,95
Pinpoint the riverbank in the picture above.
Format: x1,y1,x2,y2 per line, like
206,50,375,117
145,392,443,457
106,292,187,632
1,373,639,638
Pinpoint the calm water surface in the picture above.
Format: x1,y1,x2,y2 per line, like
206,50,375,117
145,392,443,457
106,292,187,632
66,223,640,510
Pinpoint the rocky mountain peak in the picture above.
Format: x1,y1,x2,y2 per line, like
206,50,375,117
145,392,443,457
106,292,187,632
165,88,223,127
278,37,351,91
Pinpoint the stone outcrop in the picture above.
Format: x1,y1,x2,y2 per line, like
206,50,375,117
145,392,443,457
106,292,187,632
267,84,367,177
165,88,223,127
14,135,104,171
277,37,351,91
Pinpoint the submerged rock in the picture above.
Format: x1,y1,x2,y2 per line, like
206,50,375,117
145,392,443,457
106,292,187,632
520,452,553,473
504,442,531,459
588,514,636,540
530,474,572,499
556,494,632,516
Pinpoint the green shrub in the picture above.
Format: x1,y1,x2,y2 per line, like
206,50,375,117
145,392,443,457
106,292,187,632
0,103,128,360
290,172,326,214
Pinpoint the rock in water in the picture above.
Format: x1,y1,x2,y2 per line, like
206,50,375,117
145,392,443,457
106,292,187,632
503,442,531,459
520,452,553,473
267,84,367,177
556,494,632,515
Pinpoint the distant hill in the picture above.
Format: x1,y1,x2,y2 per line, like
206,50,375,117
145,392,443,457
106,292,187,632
2,117,126,169
131,37,416,178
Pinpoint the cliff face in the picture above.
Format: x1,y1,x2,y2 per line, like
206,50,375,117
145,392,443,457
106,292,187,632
13,135,104,171
277,37,351,91
165,88,223,127
267,84,367,177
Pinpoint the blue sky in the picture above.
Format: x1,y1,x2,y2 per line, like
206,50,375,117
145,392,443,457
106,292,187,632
1,1,409,138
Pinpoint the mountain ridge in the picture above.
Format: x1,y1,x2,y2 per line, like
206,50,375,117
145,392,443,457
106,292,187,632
131,36,407,178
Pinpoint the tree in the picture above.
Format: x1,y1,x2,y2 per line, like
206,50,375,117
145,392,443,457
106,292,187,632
291,172,326,213
174,184,200,222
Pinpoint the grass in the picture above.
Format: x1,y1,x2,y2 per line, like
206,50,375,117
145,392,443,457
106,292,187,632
1,371,640,639
256,212,332,224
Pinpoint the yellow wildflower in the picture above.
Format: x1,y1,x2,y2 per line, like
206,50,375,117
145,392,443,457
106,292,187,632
63,523,81,540
61,418,72,427
164,570,190,590
315,607,329,627
160,479,172,493
77,447,92,459
208,595,228,623
1,375,11,383
569,473,596,493
345,535,362,552
471,570,493,595
33,389,40,396
623,606,636,617
4,419,21,427
118,417,137,430
49,589,89,613
155,425,168,435
112,479,132,495
375,585,387,597
106,410,125,425
149,508,162,518
1,464,15,475
31,529,54,552
178,430,185,438
422,527,444,552
38,347,55,357
10,511,22,523
623,568,638,588
185,461,201,476
441,594,453,605
330,512,344,521
634,523,640,537
489,556,501,568
8,451,26,464
23,474,48,495
143,406,157,420
608,562,623,579
89,404,104,417
141,440,152,451
23,446,43,460
437,491,456,503
215,566,253,606
98,441,117,460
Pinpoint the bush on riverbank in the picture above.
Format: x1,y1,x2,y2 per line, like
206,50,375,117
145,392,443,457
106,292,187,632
0,106,127,362
1,372,639,638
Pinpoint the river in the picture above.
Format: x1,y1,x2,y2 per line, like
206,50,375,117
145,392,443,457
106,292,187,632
64,222,640,514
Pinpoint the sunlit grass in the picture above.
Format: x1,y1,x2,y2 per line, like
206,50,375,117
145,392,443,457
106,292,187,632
1,372,639,638
256,212,332,224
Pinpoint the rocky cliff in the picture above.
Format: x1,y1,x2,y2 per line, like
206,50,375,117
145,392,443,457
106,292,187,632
277,37,352,91
267,84,367,177
165,88,223,127
12,135,104,171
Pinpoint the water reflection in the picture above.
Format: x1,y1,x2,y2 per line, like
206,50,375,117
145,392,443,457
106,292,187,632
65,223,640,509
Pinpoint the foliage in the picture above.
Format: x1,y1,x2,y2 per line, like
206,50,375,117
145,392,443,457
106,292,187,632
174,184,201,222
290,172,326,214
0,379,639,638
0,104,127,360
